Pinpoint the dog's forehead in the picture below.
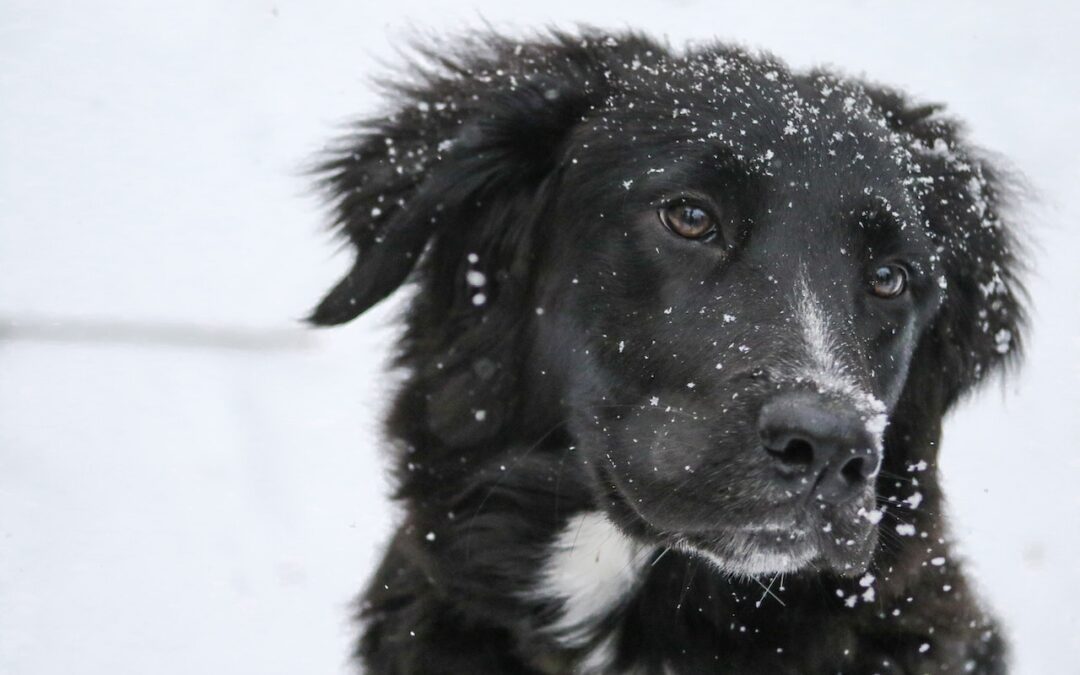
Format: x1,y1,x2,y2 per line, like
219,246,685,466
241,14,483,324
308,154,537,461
604,52,905,174
576,54,931,236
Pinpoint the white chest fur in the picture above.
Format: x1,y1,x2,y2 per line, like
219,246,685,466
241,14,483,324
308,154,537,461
533,511,650,648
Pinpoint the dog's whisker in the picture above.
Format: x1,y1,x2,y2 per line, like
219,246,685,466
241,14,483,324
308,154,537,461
674,555,701,614
757,572,786,608
651,546,672,567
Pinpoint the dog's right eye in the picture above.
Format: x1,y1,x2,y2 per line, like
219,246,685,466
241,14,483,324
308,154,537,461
658,202,718,240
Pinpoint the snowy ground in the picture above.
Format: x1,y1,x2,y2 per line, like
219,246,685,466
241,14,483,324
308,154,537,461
2,2,1077,673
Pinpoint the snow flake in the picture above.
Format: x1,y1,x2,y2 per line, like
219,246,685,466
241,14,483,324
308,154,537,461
860,508,884,525
994,328,1013,354
896,523,917,537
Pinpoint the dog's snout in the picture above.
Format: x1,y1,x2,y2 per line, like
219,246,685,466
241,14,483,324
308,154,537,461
758,392,880,504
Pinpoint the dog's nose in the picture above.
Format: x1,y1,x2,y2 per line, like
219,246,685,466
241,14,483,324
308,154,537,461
757,392,880,504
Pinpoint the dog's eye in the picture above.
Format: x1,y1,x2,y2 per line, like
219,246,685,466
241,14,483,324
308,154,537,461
658,202,717,240
869,264,909,299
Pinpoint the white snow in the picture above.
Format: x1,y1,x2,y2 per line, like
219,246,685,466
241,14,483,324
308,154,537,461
1,3,1078,675
994,328,1013,355
859,508,884,524
904,492,924,510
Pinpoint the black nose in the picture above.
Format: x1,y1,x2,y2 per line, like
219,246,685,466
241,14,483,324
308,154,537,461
757,392,881,504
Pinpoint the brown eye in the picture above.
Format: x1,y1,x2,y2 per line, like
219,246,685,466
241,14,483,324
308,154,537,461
869,264,909,299
659,202,717,239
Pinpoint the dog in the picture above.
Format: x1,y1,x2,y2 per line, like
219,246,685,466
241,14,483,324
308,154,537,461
309,30,1025,674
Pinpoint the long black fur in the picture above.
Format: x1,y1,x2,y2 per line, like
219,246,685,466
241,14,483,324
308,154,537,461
309,30,1025,674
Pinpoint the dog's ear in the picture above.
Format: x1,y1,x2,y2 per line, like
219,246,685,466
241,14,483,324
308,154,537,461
869,88,1027,409
308,32,624,326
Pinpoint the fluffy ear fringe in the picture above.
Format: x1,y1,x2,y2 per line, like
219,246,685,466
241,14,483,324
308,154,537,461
306,30,645,326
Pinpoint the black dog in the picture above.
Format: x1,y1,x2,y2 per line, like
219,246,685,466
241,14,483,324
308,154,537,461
309,30,1024,674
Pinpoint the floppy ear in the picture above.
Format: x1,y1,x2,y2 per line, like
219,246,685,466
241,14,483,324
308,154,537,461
868,88,1027,410
308,32,624,326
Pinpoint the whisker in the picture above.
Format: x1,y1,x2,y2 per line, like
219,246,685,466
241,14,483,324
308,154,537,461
754,572,786,608
651,546,672,567
675,555,700,613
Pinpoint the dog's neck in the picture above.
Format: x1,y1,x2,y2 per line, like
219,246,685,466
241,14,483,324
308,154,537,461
523,503,949,674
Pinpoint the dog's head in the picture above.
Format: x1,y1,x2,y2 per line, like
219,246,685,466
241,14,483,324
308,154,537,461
311,32,1023,579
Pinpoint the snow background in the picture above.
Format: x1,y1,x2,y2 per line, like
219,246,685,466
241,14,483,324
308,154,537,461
1,1,1077,672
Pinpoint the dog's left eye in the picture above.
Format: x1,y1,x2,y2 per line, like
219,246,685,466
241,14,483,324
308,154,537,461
869,263,909,299
658,202,717,240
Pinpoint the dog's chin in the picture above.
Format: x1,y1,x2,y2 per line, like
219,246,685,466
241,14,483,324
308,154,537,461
600,474,878,578
666,524,877,578
673,521,879,578
676,528,820,577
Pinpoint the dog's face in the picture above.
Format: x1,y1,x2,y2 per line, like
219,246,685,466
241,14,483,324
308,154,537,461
530,68,946,577
311,35,1022,582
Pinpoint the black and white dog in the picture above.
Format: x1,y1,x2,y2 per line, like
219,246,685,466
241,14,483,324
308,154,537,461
309,30,1025,674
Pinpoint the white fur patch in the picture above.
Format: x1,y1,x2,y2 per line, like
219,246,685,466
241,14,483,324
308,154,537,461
795,273,852,393
533,511,648,648
792,273,887,454
577,633,618,674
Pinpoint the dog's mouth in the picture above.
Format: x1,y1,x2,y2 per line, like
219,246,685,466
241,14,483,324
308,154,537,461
597,465,877,577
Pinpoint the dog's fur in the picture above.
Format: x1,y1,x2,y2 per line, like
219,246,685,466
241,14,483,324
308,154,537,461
309,30,1025,674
